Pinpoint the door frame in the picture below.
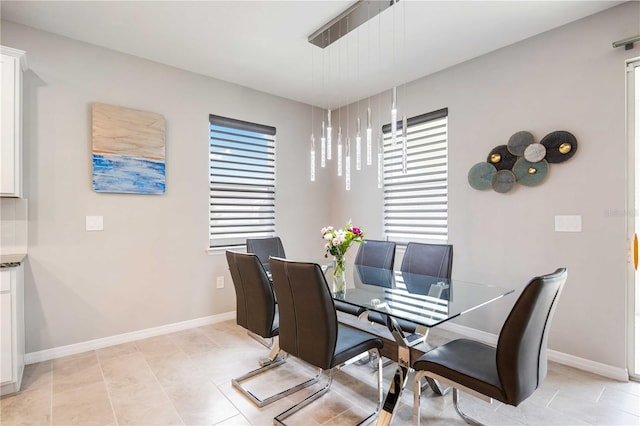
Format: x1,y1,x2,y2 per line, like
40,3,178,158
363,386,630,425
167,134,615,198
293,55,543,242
626,56,640,381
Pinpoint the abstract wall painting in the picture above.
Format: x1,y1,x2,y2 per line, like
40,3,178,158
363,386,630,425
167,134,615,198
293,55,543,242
92,103,166,194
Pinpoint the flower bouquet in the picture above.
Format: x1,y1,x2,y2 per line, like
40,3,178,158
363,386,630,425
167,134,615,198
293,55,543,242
321,221,365,294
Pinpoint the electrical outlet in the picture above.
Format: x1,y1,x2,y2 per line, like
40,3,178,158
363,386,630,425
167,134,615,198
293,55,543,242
216,276,224,289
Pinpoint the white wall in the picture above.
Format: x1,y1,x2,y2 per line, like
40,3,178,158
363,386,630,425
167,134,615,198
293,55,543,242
1,21,330,353
2,2,638,370
333,2,639,370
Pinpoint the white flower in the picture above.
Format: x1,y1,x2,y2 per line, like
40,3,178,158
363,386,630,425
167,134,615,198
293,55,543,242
324,233,333,241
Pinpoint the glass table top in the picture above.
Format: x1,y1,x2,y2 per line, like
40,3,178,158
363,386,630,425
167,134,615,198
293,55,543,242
327,263,514,328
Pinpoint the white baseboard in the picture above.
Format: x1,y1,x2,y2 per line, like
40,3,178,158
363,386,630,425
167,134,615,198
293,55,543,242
25,311,236,365
25,312,629,382
438,322,629,382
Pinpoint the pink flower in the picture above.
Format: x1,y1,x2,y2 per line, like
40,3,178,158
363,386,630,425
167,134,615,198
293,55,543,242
351,227,362,236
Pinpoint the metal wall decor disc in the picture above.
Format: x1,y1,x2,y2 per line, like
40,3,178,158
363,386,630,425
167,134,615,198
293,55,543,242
487,145,517,171
523,143,546,163
507,131,534,156
468,162,497,190
492,170,516,193
541,131,578,163
513,157,549,186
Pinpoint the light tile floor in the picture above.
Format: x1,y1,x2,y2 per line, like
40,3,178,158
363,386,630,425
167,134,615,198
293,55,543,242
2,320,639,426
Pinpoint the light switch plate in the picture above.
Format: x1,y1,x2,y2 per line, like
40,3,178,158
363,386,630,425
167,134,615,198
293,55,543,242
86,216,104,231
555,215,582,232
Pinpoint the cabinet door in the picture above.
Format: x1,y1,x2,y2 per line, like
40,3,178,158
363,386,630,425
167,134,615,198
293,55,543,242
1,53,18,195
0,292,13,383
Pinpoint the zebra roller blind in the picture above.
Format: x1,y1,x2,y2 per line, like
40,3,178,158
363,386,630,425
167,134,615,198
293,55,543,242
383,108,448,244
209,115,276,248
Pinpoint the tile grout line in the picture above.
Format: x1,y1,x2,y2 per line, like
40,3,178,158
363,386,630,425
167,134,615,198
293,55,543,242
95,351,121,426
546,389,560,408
48,360,53,426
135,339,187,426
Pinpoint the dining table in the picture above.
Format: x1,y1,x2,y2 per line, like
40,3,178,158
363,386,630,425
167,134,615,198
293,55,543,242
325,262,515,426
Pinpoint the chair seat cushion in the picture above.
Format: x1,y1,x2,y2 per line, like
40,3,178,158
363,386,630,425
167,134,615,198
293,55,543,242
368,312,417,334
335,300,366,316
332,325,383,368
413,339,506,402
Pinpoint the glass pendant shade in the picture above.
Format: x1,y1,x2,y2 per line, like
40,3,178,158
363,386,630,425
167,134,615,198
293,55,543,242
366,107,372,166
345,137,351,191
356,117,362,171
377,131,383,189
402,115,408,174
310,133,316,181
326,109,333,160
337,127,343,177
391,87,398,145
320,121,326,168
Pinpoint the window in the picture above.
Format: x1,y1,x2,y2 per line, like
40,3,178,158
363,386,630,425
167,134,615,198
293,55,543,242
382,108,448,244
209,115,276,249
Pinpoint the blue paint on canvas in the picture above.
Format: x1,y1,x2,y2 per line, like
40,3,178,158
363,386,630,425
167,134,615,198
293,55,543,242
92,153,165,194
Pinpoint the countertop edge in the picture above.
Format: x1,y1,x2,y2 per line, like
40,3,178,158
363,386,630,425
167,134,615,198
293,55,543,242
0,253,27,266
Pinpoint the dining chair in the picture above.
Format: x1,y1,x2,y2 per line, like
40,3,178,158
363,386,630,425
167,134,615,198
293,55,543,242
368,242,453,338
246,236,286,274
412,268,568,426
335,239,396,317
226,251,317,407
269,257,384,426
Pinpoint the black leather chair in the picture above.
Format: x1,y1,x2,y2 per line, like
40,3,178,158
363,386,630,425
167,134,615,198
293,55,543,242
335,239,396,317
269,257,384,426
412,268,567,426
246,236,286,274
368,242,452,337
226,251,316,407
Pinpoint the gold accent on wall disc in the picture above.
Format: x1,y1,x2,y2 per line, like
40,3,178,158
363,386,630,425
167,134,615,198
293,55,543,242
490,153,501,163
528,167,537,174
559,142,572,154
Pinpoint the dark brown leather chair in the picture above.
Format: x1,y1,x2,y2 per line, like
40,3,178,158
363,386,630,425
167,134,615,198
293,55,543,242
368,242,452,336
269,257,384,426
246,236,286,274
412,268,567,426
335,239,396,317
226,251,316,407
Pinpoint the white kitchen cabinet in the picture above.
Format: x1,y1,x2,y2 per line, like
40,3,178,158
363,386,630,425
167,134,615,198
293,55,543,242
1,46,27,198
0,264,24,395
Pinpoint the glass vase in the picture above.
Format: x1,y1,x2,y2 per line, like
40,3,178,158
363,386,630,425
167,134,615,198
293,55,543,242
333,255,346,297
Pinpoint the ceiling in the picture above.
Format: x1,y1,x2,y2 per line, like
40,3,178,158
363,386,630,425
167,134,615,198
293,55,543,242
1,1,623,108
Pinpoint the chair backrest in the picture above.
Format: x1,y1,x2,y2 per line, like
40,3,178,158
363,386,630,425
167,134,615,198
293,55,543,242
269,257,338,370
496,268,567,406
400,242,453,278
355,240,396,269
354,240,396,287
225,250,277,338
246,237,286,273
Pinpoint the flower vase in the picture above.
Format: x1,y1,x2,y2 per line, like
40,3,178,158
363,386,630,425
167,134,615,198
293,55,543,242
333,255,346,297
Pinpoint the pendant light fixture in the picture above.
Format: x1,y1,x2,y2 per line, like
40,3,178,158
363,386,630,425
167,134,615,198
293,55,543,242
306,0,402,189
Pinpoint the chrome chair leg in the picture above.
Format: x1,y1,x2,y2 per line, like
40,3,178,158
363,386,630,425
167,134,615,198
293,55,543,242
248,331,274,348
274,349,384,426
259,337,282,367
273,368,331,426
452,388,484,426
414,371,487,426
232,351,320,408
